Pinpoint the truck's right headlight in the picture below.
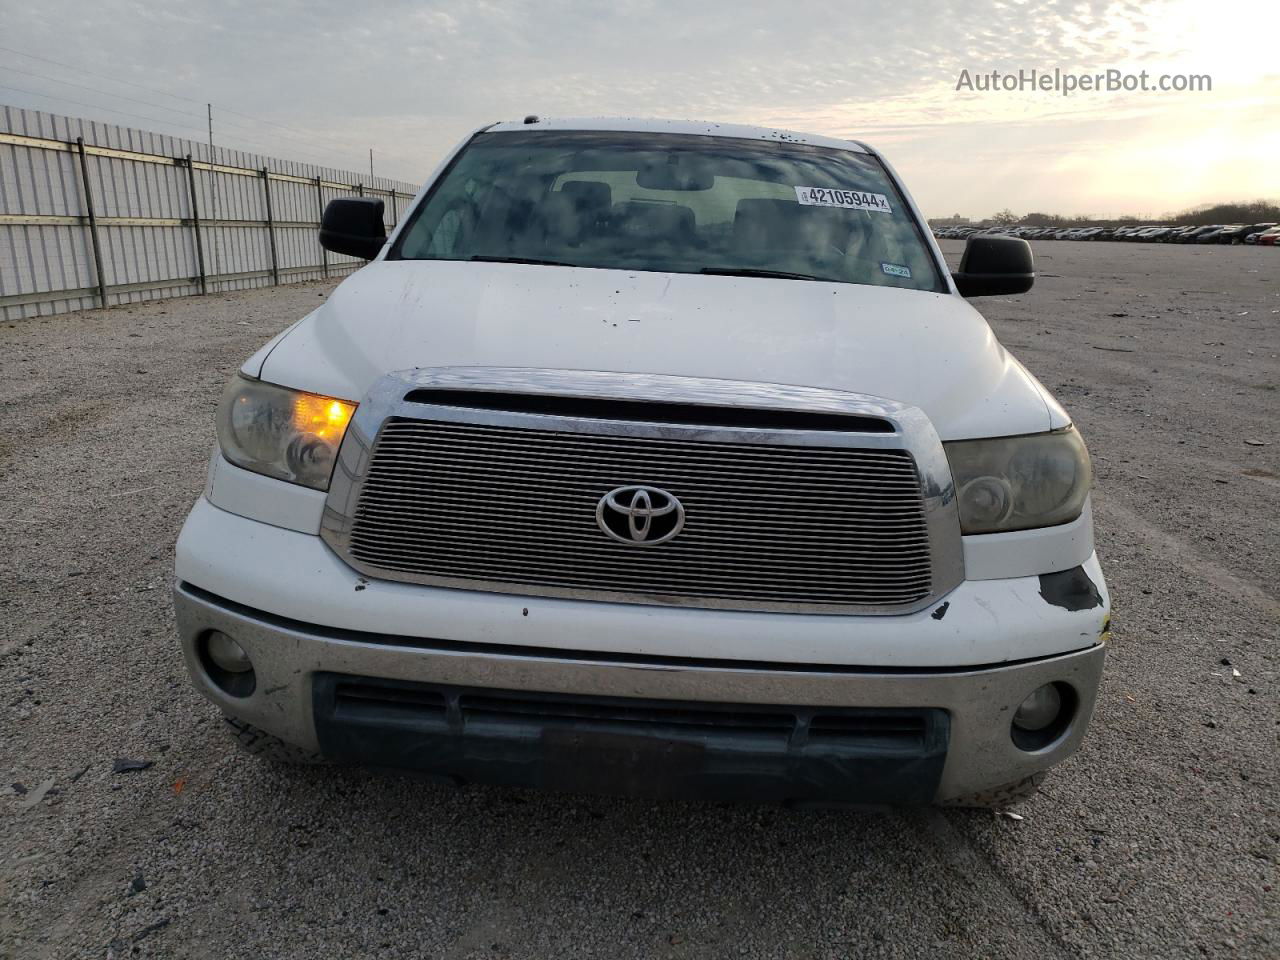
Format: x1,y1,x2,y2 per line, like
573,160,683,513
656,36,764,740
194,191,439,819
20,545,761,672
216,374,356,491
944,427,1091,534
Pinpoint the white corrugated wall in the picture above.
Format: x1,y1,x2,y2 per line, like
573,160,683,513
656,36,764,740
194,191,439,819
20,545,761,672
0,105,419,320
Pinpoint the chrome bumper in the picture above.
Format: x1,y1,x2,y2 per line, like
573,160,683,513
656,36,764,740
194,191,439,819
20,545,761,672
174,582,1106,803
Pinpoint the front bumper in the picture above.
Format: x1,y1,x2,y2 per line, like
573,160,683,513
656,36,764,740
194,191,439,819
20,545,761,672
177,497,1109,669
175,582,1106,804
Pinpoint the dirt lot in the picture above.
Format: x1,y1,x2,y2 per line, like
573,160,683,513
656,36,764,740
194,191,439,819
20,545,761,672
1,240,1277,959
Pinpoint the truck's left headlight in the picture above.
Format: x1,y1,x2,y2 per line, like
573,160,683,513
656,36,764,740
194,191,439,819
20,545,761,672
944,426,1091,534
216,375,356,491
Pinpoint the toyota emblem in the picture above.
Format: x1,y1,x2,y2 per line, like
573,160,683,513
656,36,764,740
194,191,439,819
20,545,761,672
596,485,685,545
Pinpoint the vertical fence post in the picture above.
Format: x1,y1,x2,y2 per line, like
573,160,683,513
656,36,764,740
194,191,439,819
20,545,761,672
356,183,364,196
75,137,109,308
184,155,207,295
314,176,328,279
261,168,279,286
390,191,398,224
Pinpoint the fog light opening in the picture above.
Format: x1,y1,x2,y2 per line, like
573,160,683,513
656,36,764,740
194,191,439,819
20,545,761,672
1010,682,1076,751
206,631,252,673
1014,684,1062,731
198,630,257,698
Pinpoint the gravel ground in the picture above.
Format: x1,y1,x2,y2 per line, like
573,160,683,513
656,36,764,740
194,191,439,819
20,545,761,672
1,241,1277,959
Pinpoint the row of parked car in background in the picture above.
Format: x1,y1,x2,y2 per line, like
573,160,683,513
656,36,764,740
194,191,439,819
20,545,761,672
934,223,1280,245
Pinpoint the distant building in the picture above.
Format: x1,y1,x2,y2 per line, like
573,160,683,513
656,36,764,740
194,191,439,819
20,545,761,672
928,214,971,226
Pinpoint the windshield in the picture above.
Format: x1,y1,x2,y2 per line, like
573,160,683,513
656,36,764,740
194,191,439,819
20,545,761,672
391,131,944,292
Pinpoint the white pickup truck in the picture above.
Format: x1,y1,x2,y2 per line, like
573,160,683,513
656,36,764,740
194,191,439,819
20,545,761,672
174,117,1109,807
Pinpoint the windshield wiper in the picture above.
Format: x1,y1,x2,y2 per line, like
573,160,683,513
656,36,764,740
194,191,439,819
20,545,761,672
466,258,830,281
468,255,575,267
698,266,828,282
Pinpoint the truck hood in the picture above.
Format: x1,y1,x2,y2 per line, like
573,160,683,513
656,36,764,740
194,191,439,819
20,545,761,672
252,261,1067,441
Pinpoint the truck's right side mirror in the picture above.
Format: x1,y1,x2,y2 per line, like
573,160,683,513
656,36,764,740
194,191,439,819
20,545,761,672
952,235,1035,297
319,197,387,260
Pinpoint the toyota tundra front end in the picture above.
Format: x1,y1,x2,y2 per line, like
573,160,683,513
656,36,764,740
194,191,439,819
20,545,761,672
174,117,1109,807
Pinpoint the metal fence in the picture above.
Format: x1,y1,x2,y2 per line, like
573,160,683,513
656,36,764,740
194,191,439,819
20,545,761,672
0,105,421,321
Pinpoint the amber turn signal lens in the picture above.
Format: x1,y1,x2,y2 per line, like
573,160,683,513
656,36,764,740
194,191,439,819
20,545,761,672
216,374,358,490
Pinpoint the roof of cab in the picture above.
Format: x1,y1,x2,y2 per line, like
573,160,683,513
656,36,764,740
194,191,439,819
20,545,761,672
483,116,870,153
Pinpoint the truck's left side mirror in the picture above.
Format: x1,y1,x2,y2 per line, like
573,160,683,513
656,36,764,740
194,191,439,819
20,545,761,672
319,197,387,260
952,235,1035,297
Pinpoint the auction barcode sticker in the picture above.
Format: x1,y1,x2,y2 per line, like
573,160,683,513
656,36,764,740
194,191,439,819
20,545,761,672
794,186,892,213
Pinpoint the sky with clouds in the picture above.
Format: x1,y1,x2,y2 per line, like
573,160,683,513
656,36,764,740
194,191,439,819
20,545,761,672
2,0,1276,218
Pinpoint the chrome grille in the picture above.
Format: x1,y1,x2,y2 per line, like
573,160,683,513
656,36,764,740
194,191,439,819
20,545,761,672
343,417,933,611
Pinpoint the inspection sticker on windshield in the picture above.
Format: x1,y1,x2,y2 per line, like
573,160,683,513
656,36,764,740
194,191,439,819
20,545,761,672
881,262,912,278
794,186,892,213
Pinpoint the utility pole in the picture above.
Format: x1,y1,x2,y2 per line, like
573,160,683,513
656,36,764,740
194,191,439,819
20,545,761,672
369,148,374,180
206,103,221,287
